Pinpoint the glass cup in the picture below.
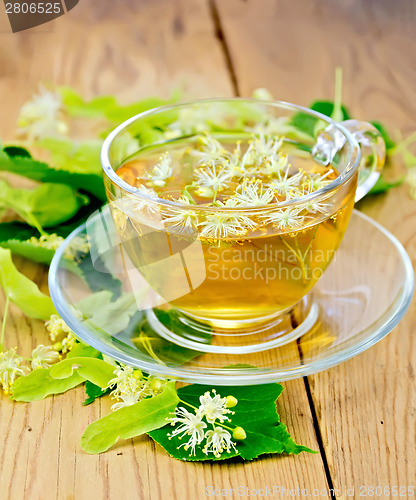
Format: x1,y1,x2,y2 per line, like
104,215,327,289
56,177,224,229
100,99,385,350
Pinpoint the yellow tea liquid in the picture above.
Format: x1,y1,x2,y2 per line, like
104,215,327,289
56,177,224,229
111,135,356,326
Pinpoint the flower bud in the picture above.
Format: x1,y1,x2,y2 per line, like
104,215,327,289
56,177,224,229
149,378,163,391
232,426,246,440
133,370,143,380
225,395,238,408
53,342,62,352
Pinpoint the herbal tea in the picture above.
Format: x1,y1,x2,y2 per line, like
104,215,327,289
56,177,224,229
110,134,356,326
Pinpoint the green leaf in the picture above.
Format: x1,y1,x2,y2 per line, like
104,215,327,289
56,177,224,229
67,342,102,359
10,342,101,402
77,291,138,335
0,179,88,231
371,121,396,151
11,368,84,402
58,87,118,118
83,380,111,406
0,247,56,320
81,381,179,454
368,175,404,195
36,137,103,175
0,144,106,201
0,222,54,264
50,357,115,388
292,100,351,137
132,308,212,364
149,384,315,461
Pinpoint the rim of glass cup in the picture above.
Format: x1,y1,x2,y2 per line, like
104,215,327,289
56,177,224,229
101,98,361,213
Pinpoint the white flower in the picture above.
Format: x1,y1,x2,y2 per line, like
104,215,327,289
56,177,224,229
242,133,283,167
262,154,289,176
199,212,254,239
303,169,334,193
111,391,142,411
61,332,78,353
191,135,230,166
264,207,305,231
163,195,199,229
45,314,72,342
165,107,210,138
145,153,173,187
28,233,65,251
17,86,67,141
269,170,303,198
233,179,275,206
168,407,207,456
301,200,331,215
31,345,60,370
133,185,160,215
198,389,233,423
252,88,273,100
203,427,237,458
63,236,89,261
0,348,29,394
107,365,144,398
194,165,234,192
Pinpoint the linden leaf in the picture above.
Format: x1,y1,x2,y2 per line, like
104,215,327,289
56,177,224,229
83,380,111,406
50,357,115,388
0,247,56,320
148,384,315,461
36,137,103,175
81,381,179,454
11,369,84,402
0,179,88,232
11,343,102,402
77,291,138,335
0,144,106,201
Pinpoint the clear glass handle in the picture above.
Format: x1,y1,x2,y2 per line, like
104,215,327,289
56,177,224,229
312,119,386,202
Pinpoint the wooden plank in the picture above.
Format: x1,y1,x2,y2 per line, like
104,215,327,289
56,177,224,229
216,0,416,492
0,1,329,498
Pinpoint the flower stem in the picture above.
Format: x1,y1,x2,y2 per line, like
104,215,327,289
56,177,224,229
178,398,199,411
0,296,10,351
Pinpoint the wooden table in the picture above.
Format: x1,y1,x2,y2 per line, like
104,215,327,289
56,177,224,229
0,1,415,498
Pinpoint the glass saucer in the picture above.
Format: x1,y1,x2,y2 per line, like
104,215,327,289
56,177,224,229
49,209,414,385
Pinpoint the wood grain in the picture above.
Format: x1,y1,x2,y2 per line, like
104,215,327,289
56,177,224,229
216,0,416,494
0,1,330,499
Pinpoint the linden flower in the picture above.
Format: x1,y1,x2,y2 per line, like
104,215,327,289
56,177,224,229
61,332,78,353
203,427,238,458
262,154,289,176
31,345,60,370
17,86,67,141
111,392,142,411
168,407,207,456
264,207,306,231
133,185,160,215
163,195,199,229
199,212,254,239
0,348,29,394
303,169,334,193
107,365,144,398
242,133,283,167
269,170,304,198
191,134,230,166
165,107,210,139
45,314,73,342
145,153,173,187
194,165,234,192
198,389,234,424
233,179,275,206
